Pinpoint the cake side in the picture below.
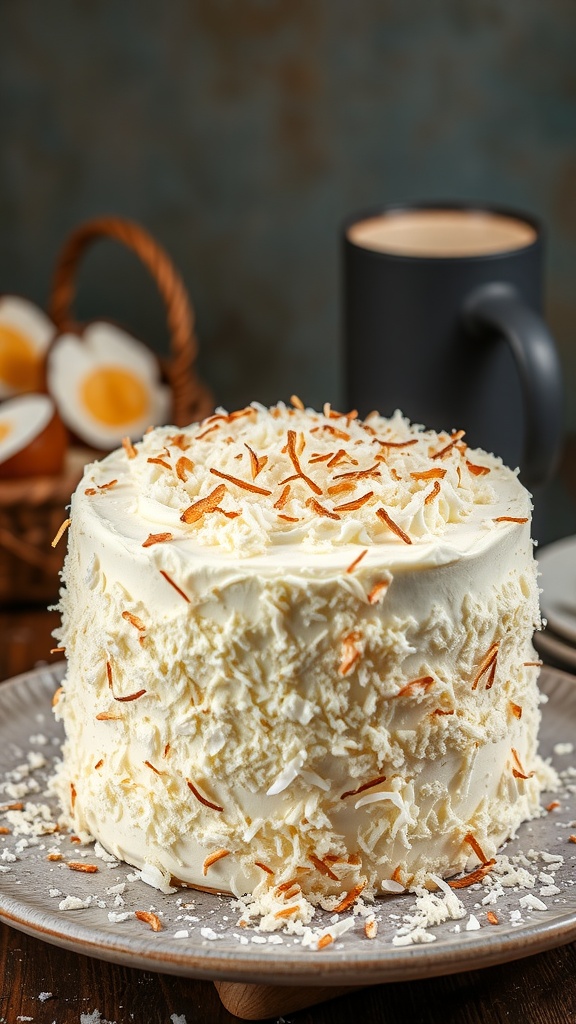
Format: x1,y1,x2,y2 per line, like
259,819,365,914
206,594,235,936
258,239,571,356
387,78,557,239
52,402,547,907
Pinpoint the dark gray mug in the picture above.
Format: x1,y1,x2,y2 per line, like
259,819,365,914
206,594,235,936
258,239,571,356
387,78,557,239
343,202,563,487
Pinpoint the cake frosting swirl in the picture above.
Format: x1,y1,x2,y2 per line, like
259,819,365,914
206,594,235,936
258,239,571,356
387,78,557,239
52,401,550,910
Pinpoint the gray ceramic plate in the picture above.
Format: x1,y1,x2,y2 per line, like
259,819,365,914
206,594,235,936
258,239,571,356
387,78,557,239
0,663,575,988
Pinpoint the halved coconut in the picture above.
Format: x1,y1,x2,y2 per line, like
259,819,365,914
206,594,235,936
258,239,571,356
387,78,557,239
46,322,171,450
0,394,68,479
0,296,55,398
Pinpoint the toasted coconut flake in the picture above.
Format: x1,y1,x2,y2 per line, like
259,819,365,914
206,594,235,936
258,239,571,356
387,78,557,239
333,463,381,481
94,759,104,770
122,610,146,633
309,451,334,464
431,429,466,459
70,782,77,810
275,878,301,894
274,904,300,919
486,911,499,925
98,479,118,491
210,467,272,496
85,488,97,495
278,514,299,523
163,743,171,758
290,394,305,410
327,448,357,468
523,660,543,667
282,885,301,902
167,432,192,451
159,570,191,603
186,779,223,813
122,436,137,459
175,456,194,482
95,710,122,721
432,708,454,716
147,456,171,471
143,760,164,776
306,497,341,521
367,580,390,604
50,647,66,655
466,460,490,476
449,859,495,888
365,918,378,939
327,481,355,496
333,881,366,914
509,702,523,719
511,747,535,780
410,468,447,480
339,630,363,676
214,507,241,519
373,437,418,449
142,532,173,548
0,826,10,835
546,800,560,812
114,689,147,703
196,424,220,441
311,424,350,441
285,430,322,494
376,508,412,545
228,406,256,423
255,861,274,875
68,861,98,873
569,835,576,844
471,642,499,691
244,443,268,480
181,484,227,524
333,490,374,512
1,802,24,812
341,775,387,800
318,933,334,950
106,660,113,689
424,480,441,505
493,516,529,524
464,832,489,865
395,676,434,699
274,484,291,510
202,848,231,875
309,854,339,881
46,852,62,861
135,910,163,932
51,518,71,548
346,549,368,574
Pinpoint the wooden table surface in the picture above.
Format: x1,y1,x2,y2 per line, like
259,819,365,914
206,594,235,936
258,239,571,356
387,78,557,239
1,607,575,1024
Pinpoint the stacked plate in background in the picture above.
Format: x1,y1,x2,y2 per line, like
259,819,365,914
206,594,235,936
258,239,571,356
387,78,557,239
535,536,576,672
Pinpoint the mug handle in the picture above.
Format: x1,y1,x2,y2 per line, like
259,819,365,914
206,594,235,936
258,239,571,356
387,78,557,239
462,282,563,488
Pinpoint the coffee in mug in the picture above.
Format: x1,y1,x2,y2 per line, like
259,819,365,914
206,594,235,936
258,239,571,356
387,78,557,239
343,202,563,487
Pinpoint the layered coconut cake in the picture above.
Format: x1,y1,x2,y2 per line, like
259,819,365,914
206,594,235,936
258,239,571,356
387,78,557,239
52,401,549,907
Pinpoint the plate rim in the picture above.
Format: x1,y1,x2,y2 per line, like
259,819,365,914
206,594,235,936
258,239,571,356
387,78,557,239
0,663,576,987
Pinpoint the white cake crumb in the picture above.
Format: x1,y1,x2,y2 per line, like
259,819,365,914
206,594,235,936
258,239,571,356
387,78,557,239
466,914,481,931
38,993,52,1001
553,743,574,756
173,930,189,939
58,895,92,911
519,893,548,911
200,927,218,940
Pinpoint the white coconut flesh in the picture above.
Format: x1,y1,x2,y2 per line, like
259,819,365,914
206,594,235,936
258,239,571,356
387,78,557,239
47,322,171,449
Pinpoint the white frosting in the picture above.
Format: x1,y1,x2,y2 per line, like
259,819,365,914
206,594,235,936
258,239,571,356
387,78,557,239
53,402,547,901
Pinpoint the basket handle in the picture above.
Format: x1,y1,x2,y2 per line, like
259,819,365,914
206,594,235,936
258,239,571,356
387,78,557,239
49,216,214,426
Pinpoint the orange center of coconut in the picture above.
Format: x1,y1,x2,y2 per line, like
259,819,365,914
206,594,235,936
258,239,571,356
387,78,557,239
80,366,149,427
0,327,43,391
0,421,12,444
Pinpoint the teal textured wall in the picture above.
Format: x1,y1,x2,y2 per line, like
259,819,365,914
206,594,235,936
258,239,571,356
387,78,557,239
1,1,575,423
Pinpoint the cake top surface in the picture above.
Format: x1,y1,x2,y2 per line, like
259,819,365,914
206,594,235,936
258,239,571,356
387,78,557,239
76,400,531,563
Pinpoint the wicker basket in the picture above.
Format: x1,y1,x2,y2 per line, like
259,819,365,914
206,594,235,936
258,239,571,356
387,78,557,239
0,216,214,607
